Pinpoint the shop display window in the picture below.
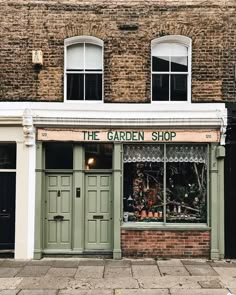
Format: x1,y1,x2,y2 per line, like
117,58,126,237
123,144,207,223
45,143,73,169
0,143,16,169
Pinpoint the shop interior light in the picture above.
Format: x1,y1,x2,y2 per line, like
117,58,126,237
87,157,95,166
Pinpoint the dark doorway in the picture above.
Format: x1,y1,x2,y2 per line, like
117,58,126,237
0,143,16,251
225,105,236,258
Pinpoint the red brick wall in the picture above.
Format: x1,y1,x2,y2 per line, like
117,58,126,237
121,230,210,258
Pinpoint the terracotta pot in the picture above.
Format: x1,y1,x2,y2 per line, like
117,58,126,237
154,212,159,218
148,211,153,218
140,210,147,219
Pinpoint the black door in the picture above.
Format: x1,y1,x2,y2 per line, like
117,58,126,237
225,106,236,258
0,173,16,250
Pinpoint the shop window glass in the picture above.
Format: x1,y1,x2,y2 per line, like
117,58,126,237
123,144,207,224
85,143,112,169
45,143,73,169
0,143,16,169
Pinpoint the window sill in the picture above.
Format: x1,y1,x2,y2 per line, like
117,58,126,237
121,222,210,231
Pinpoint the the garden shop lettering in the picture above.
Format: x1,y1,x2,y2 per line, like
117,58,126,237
82,131,175,141
38,128,220,143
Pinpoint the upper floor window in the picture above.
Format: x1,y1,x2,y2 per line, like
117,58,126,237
65,36,103,101
151,36,191,102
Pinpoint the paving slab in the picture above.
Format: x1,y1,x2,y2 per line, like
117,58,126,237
131,259,157,265
137,276,200,289
67,278,139,289
75,266,104,279
0,278,23,290
0,291,20,295
114,290,169,295
0,268,21,278
52,260,80,268
157,259,184,267
104,267,132,278
159,266,189,276
115,289,170,295
46,267,77,277
27,260,56,267
185,264,219,276
132,265,160,278
181,259,210,265
0,261,28,268
198,278,223,288
78,260,105,266
17,277,71,290
170,289,230,294
59,291,113,295
18,291,58,295
229,288,236,294
214,267,236,277
219,277,236,289
16,266,50,277
105,260,131,268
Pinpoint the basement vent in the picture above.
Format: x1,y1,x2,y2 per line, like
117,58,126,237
118,24,139,31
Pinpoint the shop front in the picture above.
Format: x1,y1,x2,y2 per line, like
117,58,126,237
34,121,225,259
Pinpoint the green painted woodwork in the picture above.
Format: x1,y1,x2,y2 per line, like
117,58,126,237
113,143,122,259
85,174,112,250
45,174,72,250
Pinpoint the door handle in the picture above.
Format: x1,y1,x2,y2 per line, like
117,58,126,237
53,215,64,221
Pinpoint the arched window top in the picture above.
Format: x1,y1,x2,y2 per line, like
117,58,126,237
151,35,191,48
64,35,103,47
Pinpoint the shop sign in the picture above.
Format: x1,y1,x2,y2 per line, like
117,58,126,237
37,128,220,143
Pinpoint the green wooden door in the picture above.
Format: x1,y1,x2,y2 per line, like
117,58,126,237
85,174,112,250
45,175,72,250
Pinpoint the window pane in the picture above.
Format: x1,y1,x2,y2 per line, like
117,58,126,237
166,162,207,223
85,144,112,169
152,56,169,72
85,74,102,100
67,74,84,100
85,44,102,70
67,44,84,70
123,162,164,222
152,74,169,101
171,56,188,72
171,74,187,101
0,143,16,169
170,44,188,56
45,143,73,169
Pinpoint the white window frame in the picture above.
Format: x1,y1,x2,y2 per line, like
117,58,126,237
64,36,104,102
151,35,192,103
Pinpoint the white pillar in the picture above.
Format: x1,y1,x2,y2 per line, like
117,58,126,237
15,142,36,259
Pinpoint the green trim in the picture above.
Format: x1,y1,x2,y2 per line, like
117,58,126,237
113,143,122,259
121,224,211,231
34,142,43,260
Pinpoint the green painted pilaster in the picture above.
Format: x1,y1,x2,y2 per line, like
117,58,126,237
34,142,43,259
216,145,225,259
73,145,84,252
210,144,225,260
113,143,122,259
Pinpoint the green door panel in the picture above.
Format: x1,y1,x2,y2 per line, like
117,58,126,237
45,175,72,250
85,174,112,250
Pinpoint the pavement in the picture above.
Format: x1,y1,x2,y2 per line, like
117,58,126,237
0,258,236,294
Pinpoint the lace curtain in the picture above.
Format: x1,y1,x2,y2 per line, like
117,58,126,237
123,144,207,163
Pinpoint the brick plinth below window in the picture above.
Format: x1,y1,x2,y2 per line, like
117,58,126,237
121,230,210,258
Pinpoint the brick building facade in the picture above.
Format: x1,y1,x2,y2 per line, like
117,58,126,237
0,0,235,259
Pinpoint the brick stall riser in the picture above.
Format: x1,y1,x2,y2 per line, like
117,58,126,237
0,0,235,102
121,230,210,258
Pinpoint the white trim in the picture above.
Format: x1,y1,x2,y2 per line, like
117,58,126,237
151,35,192,103
64,36,104,102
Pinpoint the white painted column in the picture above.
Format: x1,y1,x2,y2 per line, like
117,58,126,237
15,142,36,259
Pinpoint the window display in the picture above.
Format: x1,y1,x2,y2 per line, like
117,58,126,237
123,144,207,223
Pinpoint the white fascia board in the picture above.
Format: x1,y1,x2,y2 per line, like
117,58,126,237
0,101,227,128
